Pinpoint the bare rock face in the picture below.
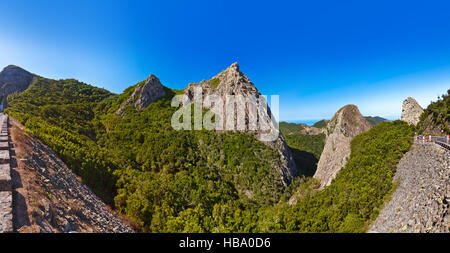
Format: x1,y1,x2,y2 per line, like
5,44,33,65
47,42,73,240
184,62,259,103
0,65,36,107
314,105,371,188
116,74,167,116
184,63,298,184
401,97,423,125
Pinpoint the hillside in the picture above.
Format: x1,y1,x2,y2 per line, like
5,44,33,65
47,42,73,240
261,121,414,232
401,97,424,126
369,144,449,233
279,122,307,135
417,90,450,135
279,123,325,177
0,65,36,108
5,65,300,232
312,119,328,128
2,64,421,233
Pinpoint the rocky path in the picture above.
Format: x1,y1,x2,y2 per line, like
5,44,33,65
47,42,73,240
369,144,449,233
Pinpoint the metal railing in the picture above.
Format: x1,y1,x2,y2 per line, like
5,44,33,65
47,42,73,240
414,135,450,151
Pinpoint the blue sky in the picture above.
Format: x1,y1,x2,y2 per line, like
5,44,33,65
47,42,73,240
1,0,449,122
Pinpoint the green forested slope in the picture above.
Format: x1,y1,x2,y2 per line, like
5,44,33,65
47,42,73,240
265,121,414,232
6,77,118,201
6,77,414,233
418,89,450,135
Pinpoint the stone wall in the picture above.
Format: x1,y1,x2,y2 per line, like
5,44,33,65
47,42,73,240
0,114,12,232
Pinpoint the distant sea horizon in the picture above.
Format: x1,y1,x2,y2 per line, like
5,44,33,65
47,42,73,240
282,115,400,127
281,119,323,126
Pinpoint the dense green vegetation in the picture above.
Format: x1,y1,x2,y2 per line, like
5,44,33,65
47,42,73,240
418,89,450,134
279,122,305,134
210,78,220,88
284,133,325,160
6,77,414,233
279,122,325,177
6,77,117,202
265,121,414,232
364,116,388,126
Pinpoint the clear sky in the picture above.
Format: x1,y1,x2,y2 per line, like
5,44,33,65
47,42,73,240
1,0,449,122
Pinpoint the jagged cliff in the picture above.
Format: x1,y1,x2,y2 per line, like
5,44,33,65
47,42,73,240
184,63,298,184
314,105,371,188
401,97,424,126
0,65,36,108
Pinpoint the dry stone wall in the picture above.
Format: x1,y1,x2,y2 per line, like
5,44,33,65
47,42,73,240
0,114,12,232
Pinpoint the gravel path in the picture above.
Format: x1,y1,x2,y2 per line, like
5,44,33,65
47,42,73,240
369,144,449,233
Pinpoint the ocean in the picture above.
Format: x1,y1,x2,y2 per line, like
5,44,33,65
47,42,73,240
281,119,323,126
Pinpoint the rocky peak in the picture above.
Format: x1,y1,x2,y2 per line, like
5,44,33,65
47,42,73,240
184,62,260,100
183,63,298,184
116,74,167,116
0,65,34,85
314,104,371,188
0,65,36,107
401,97,423,125
326,105,372,138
